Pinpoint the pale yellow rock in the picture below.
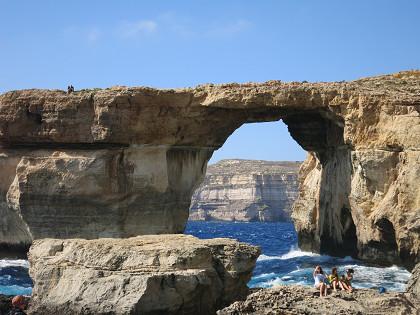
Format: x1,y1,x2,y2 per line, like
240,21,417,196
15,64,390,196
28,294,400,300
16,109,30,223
28,234,260,315
0,71,419,269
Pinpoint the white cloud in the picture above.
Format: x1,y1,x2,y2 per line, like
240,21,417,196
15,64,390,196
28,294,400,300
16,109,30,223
117,20,157,38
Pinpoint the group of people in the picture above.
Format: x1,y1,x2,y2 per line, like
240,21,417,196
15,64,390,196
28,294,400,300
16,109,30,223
67,85,75,94
313,266,354,297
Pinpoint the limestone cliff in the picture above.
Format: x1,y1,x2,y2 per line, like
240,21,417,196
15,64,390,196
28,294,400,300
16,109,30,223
189,159,300,222
0,71,419,269
28,235,260,315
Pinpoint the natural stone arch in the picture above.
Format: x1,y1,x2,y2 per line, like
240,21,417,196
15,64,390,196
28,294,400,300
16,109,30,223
0,71,419,270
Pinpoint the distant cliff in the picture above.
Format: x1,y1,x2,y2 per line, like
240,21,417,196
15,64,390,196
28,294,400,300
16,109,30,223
189,159,301,222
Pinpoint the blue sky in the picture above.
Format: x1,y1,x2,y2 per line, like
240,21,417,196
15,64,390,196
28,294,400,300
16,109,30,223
1,1,419,163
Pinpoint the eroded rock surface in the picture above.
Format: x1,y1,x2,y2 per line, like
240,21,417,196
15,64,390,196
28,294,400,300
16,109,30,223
0,71,419,269
407,263,420,297
217,285,420,315
189,159,300,222
28,234,260,315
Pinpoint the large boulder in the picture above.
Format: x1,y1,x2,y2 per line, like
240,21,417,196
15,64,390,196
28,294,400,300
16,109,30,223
28,234,260,315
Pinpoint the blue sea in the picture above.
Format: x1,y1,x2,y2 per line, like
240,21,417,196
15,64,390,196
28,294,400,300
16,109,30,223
185,222,411,291
0,222,411,296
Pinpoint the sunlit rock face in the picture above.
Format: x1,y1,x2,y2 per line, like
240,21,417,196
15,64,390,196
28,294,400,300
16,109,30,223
189,159,300,222
0,71,419,269
4,147,209,243
28,235,260,315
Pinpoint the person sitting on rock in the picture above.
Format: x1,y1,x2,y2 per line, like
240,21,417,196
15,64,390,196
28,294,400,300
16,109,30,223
313,265,328,297
8,295,27,315
328,267,342,291
340,268,354,293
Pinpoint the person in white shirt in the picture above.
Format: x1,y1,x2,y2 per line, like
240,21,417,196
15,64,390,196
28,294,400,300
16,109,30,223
313,265,328,297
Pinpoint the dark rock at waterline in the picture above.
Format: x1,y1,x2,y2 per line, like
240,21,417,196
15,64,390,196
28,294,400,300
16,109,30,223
0,295,12,315
0,295,30,315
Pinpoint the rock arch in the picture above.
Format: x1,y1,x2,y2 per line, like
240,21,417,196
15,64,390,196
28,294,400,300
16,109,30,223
0,71,419,269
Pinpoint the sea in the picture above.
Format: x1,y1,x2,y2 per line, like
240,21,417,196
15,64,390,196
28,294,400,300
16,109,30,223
0,222,411,296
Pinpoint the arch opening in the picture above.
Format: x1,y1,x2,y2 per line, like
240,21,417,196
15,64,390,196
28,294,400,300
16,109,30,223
189,110,360,258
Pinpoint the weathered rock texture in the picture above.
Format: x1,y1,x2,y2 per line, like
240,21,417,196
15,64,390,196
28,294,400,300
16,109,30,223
407,263,420,297
189,159,300,222
0,71,419,269
28,234,260,315
217,285,420,315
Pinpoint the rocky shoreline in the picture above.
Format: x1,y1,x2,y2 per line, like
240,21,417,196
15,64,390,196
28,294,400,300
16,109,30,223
218,263,420,315
218,285,420,315
12,260,420,314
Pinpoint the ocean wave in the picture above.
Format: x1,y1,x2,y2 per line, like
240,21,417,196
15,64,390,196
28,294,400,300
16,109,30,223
0,259,29,269
279,248,321,259
251,263,411,292
257,254,283,261
258,248,321,261
252,272,277,280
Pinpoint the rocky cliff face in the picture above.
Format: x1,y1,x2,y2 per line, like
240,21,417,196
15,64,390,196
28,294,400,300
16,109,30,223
189,159,300,222
0,71,419,269
28,235,260,315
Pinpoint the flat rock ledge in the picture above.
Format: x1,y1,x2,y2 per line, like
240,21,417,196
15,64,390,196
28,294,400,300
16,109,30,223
28,234,260,315
217,285,420,315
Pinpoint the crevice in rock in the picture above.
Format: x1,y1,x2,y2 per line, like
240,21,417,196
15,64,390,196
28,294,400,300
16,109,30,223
26,109,42,125
375,218,398,252
339,207,358,257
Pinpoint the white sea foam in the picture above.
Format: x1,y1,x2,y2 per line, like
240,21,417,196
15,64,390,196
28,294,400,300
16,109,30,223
258,248,321,261
257,254,283,261
252,272,277,280
0,259,29,268
252,263,412,292
279,249,320,259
